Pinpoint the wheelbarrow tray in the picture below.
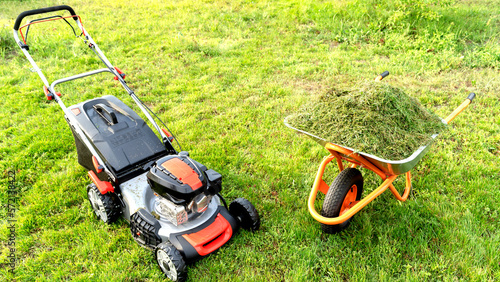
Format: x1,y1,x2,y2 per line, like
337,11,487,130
284,116,445,175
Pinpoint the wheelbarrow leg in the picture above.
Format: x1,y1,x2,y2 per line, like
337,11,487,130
388,171,412,201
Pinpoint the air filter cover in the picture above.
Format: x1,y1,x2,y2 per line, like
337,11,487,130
147,155,206,203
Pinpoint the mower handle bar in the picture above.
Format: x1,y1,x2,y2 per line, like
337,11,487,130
49,68,113,93
14,5,77,30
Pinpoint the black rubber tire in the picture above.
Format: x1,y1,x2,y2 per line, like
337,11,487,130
321,168,364,234
86,183,120,224
229,198,260,231
155,242,187,282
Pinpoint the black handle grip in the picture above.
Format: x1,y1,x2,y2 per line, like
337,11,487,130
467,92,476,102
94,104,118,125
14,5,77,30
375,71,389,81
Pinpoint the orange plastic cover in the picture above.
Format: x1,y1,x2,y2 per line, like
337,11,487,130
88,170,114,194
161,128,172,137
161,158,202,190
92,155,102,173
182,214,232,256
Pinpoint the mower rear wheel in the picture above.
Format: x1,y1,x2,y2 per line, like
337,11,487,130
87,183,120,224
155,242,187,282
321,168,364,234
229,198,260,231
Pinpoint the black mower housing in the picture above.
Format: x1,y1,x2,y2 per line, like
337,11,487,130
65,95,170,183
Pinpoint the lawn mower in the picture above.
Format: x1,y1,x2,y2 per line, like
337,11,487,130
13,6,260,281
285,72,475,234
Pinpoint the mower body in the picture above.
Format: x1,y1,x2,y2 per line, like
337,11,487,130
14,6,259,280
65,95,238,262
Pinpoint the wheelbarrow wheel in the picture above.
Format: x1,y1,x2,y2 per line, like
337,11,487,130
321,168,364,234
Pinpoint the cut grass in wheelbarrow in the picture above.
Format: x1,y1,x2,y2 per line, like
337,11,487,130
286,81,446,160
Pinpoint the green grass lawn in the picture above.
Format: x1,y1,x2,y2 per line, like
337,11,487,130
1,0,499,280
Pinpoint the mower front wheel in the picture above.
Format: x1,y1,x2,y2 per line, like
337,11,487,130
155,242,187,282
321,168,364,234
87,183,120,224
229,198,260,231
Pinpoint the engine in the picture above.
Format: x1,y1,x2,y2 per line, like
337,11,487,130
146,154,222,226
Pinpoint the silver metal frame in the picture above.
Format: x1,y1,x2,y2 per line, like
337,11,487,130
13,15,169,181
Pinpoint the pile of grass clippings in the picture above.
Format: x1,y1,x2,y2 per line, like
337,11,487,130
287,81,446,160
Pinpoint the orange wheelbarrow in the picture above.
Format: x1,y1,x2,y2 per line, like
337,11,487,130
285,73,476,234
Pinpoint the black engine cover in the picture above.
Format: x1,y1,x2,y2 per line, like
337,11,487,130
147,155,208,204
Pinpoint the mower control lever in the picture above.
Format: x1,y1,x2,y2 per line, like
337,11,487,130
14,5,77,31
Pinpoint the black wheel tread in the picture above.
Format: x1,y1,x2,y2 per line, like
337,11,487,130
229,198,260,231
321,168,363,234
156,242,187,282
87,183,121,224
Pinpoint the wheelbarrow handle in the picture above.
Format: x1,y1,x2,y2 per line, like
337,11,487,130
375,71,389,81
444,92,476,124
